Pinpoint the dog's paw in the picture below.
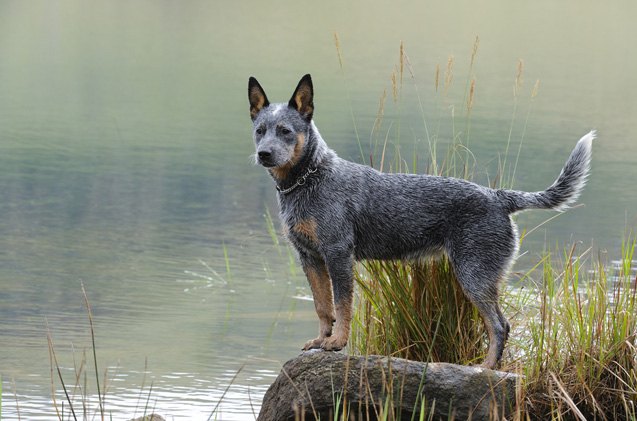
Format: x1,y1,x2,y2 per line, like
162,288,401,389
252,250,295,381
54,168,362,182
320,335,347,351
302,337,324,351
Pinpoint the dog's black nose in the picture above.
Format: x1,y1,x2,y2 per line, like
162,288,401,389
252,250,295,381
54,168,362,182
258,150,272,160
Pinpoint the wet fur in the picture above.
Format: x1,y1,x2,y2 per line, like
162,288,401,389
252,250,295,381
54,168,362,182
248,74,594,369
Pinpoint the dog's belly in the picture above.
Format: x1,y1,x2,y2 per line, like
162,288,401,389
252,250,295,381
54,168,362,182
354,244,444,261
352,219,446,261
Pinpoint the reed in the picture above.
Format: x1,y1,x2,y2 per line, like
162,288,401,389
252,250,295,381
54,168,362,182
518,240,637,419
44,285,246,420
352,237,637,419
351,258,484,365
333,32,365,163
341,39,637,419
46,285,143,421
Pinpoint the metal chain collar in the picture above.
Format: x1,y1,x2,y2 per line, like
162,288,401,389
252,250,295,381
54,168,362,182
276,167,318,195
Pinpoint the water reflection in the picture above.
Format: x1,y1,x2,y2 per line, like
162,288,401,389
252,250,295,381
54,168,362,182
4,372,274,420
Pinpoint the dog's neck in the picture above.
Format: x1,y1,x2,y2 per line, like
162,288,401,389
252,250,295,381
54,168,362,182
270,122,331,194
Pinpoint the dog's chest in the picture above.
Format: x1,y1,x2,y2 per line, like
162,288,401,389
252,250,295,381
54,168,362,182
279,202,321,254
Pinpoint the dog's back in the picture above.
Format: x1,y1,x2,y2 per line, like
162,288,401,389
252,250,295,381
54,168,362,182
312,158,506,261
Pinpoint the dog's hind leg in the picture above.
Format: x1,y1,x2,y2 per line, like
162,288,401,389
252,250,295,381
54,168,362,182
450,253,511,369
300,255,336,350
473,293,510,369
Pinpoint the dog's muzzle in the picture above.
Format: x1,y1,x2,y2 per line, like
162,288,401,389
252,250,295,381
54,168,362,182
257,150,276,167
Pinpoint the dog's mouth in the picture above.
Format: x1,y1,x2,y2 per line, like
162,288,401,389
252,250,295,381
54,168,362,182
258,157,277,168
257,151,287,168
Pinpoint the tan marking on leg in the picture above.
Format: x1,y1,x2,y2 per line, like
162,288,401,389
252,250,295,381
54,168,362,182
321,295,352,351
293,217,318,244
302,264,335,350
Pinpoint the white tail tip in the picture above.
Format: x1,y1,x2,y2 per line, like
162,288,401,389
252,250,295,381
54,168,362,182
580,130,597,144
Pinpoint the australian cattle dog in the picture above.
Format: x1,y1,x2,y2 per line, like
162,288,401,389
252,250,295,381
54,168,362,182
248,74,594,368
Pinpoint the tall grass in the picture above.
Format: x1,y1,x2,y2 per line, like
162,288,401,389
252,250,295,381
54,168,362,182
519,241,637,419
341,39,637,419
352,258,484,365
352,239,637,419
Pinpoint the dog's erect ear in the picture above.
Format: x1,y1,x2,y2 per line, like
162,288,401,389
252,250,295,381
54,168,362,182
288,74,314,121
248,77,270,120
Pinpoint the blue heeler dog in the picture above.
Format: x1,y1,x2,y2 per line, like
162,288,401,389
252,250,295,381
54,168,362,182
248,74,594,368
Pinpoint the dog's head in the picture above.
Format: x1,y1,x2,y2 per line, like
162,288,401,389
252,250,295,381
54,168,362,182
248,75,314,176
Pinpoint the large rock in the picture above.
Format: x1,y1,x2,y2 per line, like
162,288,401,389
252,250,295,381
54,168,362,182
258,351,519,420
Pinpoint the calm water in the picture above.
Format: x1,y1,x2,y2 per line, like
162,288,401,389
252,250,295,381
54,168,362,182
1,1,636,419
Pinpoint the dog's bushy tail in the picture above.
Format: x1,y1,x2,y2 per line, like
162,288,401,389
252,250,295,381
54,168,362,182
500,131,595,214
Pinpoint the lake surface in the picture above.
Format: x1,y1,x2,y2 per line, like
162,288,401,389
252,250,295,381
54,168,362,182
1,1,636,419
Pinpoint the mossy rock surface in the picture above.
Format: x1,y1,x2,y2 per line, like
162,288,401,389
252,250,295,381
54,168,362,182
258,350,519,420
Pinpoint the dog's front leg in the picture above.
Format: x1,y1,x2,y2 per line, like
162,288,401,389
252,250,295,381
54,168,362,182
300,255,336,350
321,250,354,351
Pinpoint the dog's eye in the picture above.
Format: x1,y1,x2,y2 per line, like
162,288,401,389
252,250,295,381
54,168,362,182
255,126,266,136
277,125,292,136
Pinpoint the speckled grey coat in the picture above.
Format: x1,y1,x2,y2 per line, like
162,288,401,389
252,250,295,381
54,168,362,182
248,74,594,368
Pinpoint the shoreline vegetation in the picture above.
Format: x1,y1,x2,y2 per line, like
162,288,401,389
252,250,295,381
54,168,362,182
11,39,635,420
351,241,637,420
341,38,637,419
